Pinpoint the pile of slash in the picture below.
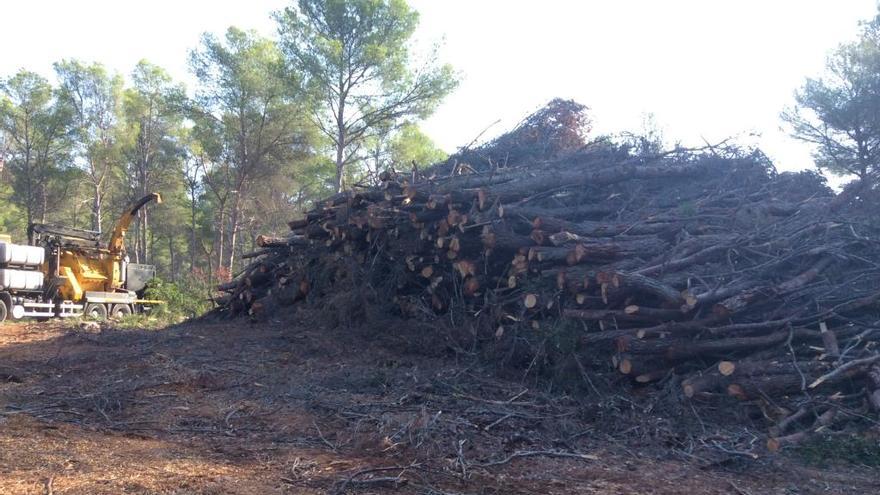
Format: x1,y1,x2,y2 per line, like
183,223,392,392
216,102,880,451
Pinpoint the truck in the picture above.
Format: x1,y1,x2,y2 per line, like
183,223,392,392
0,193,162,322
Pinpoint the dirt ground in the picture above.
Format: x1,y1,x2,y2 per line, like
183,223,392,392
1,315,878,495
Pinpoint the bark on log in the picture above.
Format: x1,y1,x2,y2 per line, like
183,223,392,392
500,204,615,222
713,257,834,316
682,373,729,397
767,409,836,452
617,328,820,359
486,160,711,203
564,308,662,323
609,272,685,306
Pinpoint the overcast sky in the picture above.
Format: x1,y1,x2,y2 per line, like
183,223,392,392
2,0,878,174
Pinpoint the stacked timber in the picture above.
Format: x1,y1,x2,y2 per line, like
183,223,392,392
216,124,880,447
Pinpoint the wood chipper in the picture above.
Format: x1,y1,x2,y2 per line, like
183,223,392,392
0,193,163,321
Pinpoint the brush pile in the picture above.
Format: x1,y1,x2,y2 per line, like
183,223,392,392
216,102,880,448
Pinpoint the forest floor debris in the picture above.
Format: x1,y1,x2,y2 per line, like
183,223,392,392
1,318,878,494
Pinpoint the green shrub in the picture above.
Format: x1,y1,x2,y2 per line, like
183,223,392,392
794,434,880,467
113,313,166,330
143,276,212,320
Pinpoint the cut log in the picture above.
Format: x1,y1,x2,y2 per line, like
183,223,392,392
819,321,840,359
524,293,539,309
500,204,615,222
718,361,736,376
617,355,669,377
808,354,880,389
767,409,836,452
623,305,684,321
716,359,828,378
564,308,669,323
665,329,821,360
682,373,728,398
714,257,833,316
768,406,810,437
617,328,820,358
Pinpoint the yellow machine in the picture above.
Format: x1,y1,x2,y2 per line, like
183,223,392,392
0,193,162,321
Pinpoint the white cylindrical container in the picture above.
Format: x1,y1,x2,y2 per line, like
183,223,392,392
0,242,45,266
0,268,45,291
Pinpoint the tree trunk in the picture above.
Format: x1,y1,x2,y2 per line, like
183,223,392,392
92,182,102,233
190,188,198,272
201,239,215,288
335,87,347,193
149,229,155,272
133,221,141,263
227,191,242,274
142,207,149,264
39,185,47,224
168,235,176,282
335,144,345,192
24,175,34,229
216,211,226,280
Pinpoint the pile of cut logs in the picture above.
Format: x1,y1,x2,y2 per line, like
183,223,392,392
216,136,880,448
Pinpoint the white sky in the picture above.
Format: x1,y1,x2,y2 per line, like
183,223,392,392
2,0,878,173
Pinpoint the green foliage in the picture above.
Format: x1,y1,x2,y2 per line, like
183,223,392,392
359,122,445,182
389,123,447,167
189,27,321,273
0,70,75,230
116,60,188,266
0,3,452,292
113,313,171,330
678,201,697,217
276,0,458,191
0,179,27,239
144,277,212,320
793,434,880,467
54,59,125,232
278,0,420,86
783,13,880,180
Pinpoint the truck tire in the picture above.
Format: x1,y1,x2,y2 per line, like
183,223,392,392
84,303,108,320
0,299,7,323
111,304,132,318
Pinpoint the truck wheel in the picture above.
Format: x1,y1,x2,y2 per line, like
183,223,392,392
111,304,132,318
84,303,108,320
0,299,7,323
